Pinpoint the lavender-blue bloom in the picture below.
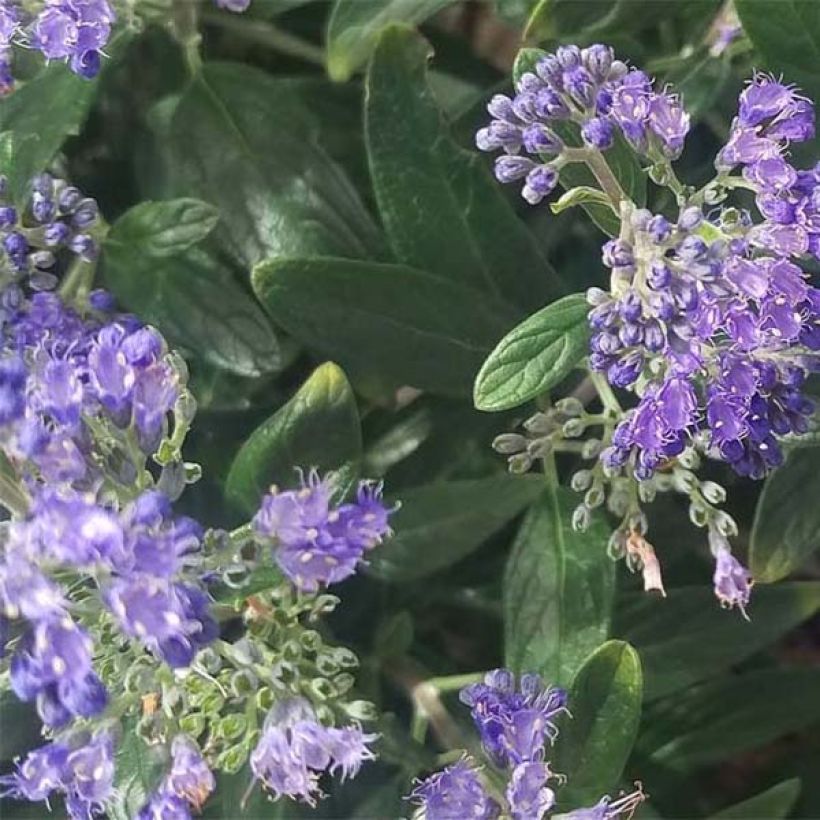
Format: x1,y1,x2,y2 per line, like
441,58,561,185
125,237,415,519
410,759,500,820
253,471,393,591
556,784,647,820
459,669,567,768
32,0,114,78
709,529,753,618
250,698,377,806
506,761,556,820
476,44,690,202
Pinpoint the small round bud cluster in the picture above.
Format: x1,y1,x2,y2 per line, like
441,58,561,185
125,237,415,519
475,44,690,203
0,173,99,294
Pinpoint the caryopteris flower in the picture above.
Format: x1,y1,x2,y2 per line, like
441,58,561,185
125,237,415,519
409,670,644,820
410,758,500,820
253,470,393,591
481,43,820,616
459,669,568,767
475,44,689,203
250,698,377,806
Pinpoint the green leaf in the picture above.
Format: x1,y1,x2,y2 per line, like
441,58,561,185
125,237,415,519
0,62,99,203
102,235,280,379
642,668,820,770
327,0,455,82
368,475,543,581
553,641,642,809
710,779,801,820
750,446,820,583
474,293,589,412
616,582,820,701
104,199,219,257
550,186,613,215
168,62,381,270
252,257,517,397
504,488,615,687
366,26,563,313
106,726,163,820
736,0,820,98
225,361,362,515
512,49,645,236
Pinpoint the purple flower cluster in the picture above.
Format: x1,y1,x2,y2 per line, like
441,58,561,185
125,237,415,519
590,76,820,485
0,291,180,487
0,0,114,89
475,44,689,203
138,736,215,819
249,698,377,806
214,0,252,11
0,729,115,818
252,470,393,591
0,173,99,293
410,759,500,820
410,669,644,820
2,487,216,727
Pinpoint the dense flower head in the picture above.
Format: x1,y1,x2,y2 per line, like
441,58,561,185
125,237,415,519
253,470,393,591
475,44,690,203
0,729,115,819
250,698,377,806
590,189,820,482
410,758,499,820
459,668,568,768
1,288,181,488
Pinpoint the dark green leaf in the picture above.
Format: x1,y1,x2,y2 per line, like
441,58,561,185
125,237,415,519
616,582,820,701
102,235,280,378
368,475,543,581
553,641,642,809
327,0,455,81
169,62,381,269
104,199,219,257
504,488,615,687
366,26,563,313
225,361,362,515
474,293,589,412
0,62,99,203
252,257,517,397
710,779,801,820
736,0,820,98
107,726,163,820
750,446,820,583
642,668,820,770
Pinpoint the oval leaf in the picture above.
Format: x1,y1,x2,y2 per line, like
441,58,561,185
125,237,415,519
710,779,801,820
168,62,381,269
641,668,820,771
750,446,820,583
225,362,362,516
366,26,563,313
252,256,517,397
368,475,542,581
327,0,454,82
102,234,280,378
553,640,642,809
474,293,590,412
0,61,100,203
505,487,615,687
105,198,219,257
616,582,820,701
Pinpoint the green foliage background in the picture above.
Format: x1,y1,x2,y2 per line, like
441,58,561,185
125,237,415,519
3,1,820,818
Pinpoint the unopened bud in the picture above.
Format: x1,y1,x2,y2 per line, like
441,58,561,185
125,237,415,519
555,397,584,416
700,481,726,504
571,469,593,492
524,412,553,434
572,504,591,531
508,453,533,474
493,433,527,454
562,418,585,438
